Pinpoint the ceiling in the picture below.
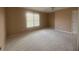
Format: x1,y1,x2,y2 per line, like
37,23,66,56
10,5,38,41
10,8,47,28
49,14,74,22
26,7,68,13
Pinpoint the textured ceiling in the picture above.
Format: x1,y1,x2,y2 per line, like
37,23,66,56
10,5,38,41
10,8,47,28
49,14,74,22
26,7,68,13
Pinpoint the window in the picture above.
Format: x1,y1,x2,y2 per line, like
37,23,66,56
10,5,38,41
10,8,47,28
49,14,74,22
26,12,40,28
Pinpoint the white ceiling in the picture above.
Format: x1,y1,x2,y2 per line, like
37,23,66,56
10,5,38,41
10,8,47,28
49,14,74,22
26,7,68,13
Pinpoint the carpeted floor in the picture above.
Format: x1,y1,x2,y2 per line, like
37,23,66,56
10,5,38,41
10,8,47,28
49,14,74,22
4,29,77,51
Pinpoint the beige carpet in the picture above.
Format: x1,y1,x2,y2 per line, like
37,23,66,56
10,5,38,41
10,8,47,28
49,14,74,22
4,29,77,51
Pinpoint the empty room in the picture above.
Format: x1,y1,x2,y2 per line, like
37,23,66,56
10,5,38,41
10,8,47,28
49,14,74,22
0,7,78,51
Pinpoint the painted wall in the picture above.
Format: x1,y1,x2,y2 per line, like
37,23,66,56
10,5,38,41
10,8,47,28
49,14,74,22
77,8,79,50
0,8,5,49
54,8,78,32
48,13,55,28
48,8,78,32
5,8,49,37
55,8,73,32
72,8,78,33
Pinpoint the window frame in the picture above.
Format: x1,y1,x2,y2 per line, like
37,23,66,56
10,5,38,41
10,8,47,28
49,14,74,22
26,11,40,28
